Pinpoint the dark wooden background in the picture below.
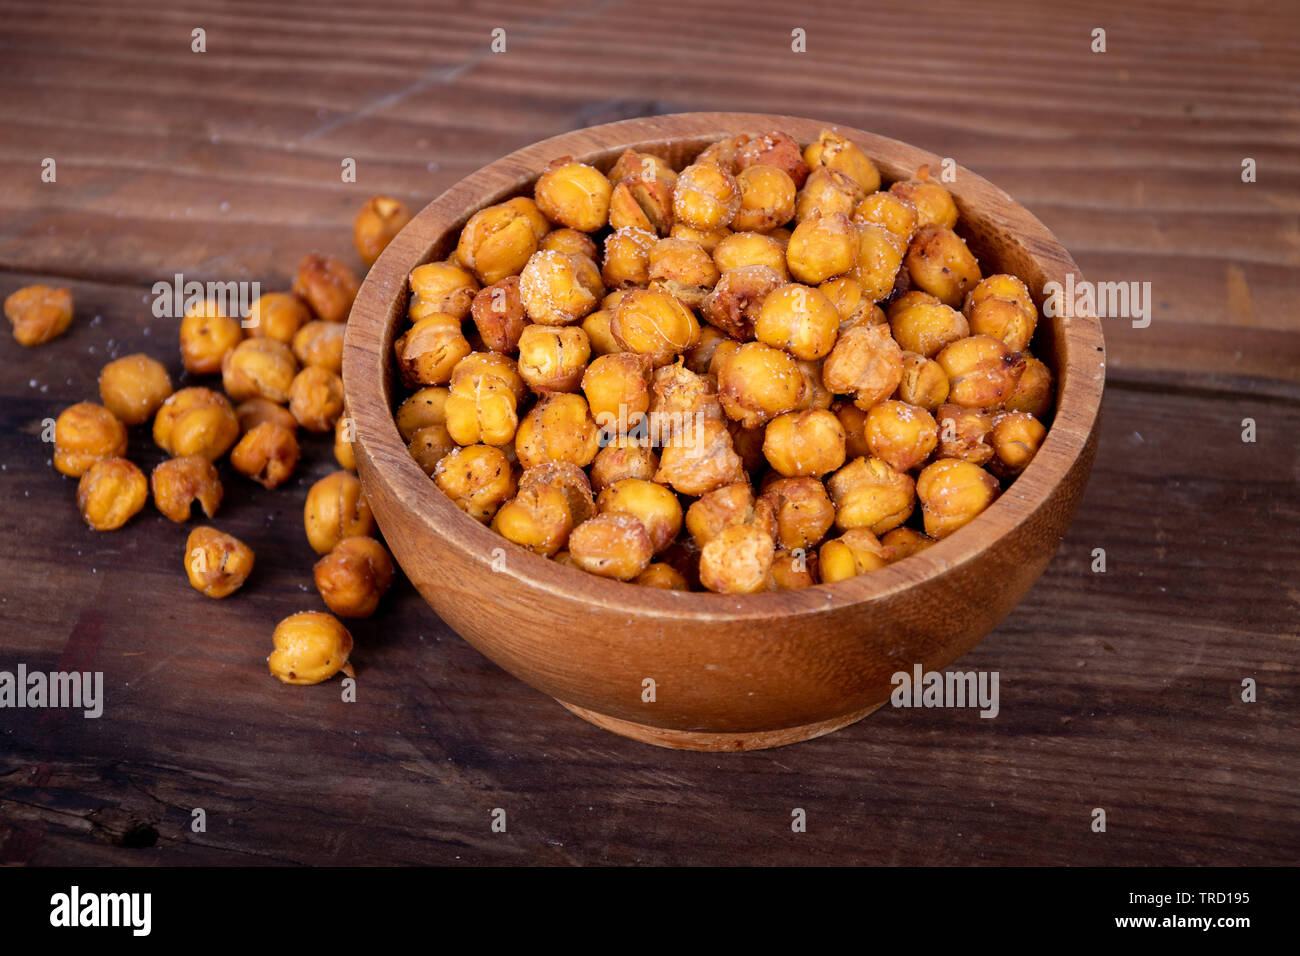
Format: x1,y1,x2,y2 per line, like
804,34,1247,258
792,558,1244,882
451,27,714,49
1,0,1296,866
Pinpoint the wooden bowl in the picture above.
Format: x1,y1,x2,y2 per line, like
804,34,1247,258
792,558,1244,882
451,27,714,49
342,113,1105,751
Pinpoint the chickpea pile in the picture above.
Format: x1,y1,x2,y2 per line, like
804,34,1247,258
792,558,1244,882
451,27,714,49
395,131,1055,593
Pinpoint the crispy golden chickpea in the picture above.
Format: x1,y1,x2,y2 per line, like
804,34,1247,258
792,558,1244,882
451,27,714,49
713,232,788,277
394,314,471,387
601,228,656,288
97,354,172,426
408,423,455,475
583,352,654,432
608,173,675,236
819,528,891,583
590,438,658,493
635,563,689,590
456,202,540,285
444,372,519,447
673,163,741,232
230,422,300,489
804,130,880,194
685,482,770,547
288,365,344,432
519,250,602,325
708,339,742,378
597,478,682,554
833,400,871,460
184,526,255,598
1004,354,1053,419
153,387,239,461
268,612,352,685
354,196,412,266
737,130,810,187
314,536,394,618
786,212,857,285
567,512,654,581
731,419,770,472
762,408,846,477
758,477,836,551
701,265,783,341
696,134,750,172
821,323,904,410
293,253,359,323
304,470,376,553
608,148,678,187
409,261,479,322
5,284,73,346
396,387,449,441
889,173,958,230
716,341,808,428
654,418,745,496
853,191,919,243
610,289,700,366
514,393,600,470
828,456,915,535
935,334,1025,407
865,400,938,472
915,458,1000,539
905,225,982,308
503,196,552,242
769,548,819,589
582,307,621,357
470,276,527,354
291,320,345,373
517,324,591,394
851,222,908,302
963,274,1038,352
518,460,596,526
699,523,775,594
898,351,951,410
534,158,612,232
450,351,526,402
648,238,720,308
334,414,356,471
755,283,840,360
819,277,883,330
221,337,298,404
179,299,242,375
492,483,574,557
541,227,599,262
889,297,970,358
935,403,995,465
795,168,863,223
245,292,311,344
669,222,732,251
648,362,724,440
151,455,222,523
75,457,147,531
684,324,731,375
731,165,796,232
881,527,934,563
988,411,1046,477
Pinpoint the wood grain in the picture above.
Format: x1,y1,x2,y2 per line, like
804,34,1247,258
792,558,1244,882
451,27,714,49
0,0,1297,862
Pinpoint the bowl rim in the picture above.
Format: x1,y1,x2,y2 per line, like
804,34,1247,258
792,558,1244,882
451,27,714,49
343,111,1105,623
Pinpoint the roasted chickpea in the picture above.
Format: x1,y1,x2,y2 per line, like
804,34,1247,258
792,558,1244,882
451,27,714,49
684,324,731,375
851,223,908,302
716,341,808,428
268,612,352,685
596,478,682,553
669,222,732,252
456,202,540,285
503,196,552,243
5,284,73,346
97,353,172,426
75,457,147,531
534,158,612,232
179,299,242,374
792,358,833,411
818,277,882,331
583,352,654,432
828,455,915,535
699,523,775,594
610,289,700,366
897,351,951,410
589,438,659,493
654,418,745,496
762,408,846,477
185,525,254,598
731,165,796,232
935,334,1025,407
245,292,311,344
514,393,600,470
608,173,675,236
288,365,345,432
755,283,840,360
334,414,356,471
701,265,783,341
833,400,871,460
1004,354,1054,419
673,163,741,232
819,528,891,583
648,362,723,440
492,483,574,557
519,250,602,326
582,306,621,356
635,563,689,590
794,168,863,223
988,411,1046,477
853,191,919,243
304,470,376,553
221,338,298,404
540,228,598,262
151,455,222,523
601,228,656,288
408,423,456,475
963,274,1038,352
881,527,934,563
786,212,857,285
821,323,904,410
865,400,938,472
517,324,591,394
292,320,345,373
935,403,995,465
394,314,471,387
889,173,958,230
905,225,983,308
314,536,394,618
804,129,880,194
153,388,239,460
695,134,751,172
768,548,819,589
915,458,1000,539
729,419,768,472
648,238,719,308
230,422,300,489
409,261,479,321
608,148,677,187
758,477,836,551
889,296,970,358
395,387,449,441
293,253,359,323
444,369,520,447
685,482,770,547
450,351,527,402
737,130,810,187
354,196,412,265
567,512,654,581
518,460,596,526
712,232,788,277
467,276,527,355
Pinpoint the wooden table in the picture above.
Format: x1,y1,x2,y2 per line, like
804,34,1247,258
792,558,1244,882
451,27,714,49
1,0,1296,866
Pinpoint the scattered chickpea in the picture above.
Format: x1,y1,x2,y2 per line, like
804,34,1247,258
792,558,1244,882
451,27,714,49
433,444,516,523
185,526,255,598
246,292,311,344
230,422,300,489
292,320,346,373
534,159,612,233
76,457,148,531
153,387,239,460
762,408,846,477
222,337,299,404
5,284,73,346
334,414,356,471
915,458,1000,539
865,400,938,472
314,536,394,618
819,528,891,583
699,523,775,594
292,253,360,323
353,196,412,266
179,299,242,375
268,612,352,685
827,456,915,535
568,512,655,581
236,397,299,434
151,455,222,523
289,365,345,432
96,354,172,426
304,470,376,553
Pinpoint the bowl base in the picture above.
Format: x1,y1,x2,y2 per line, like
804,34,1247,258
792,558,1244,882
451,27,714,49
555,700,885,751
